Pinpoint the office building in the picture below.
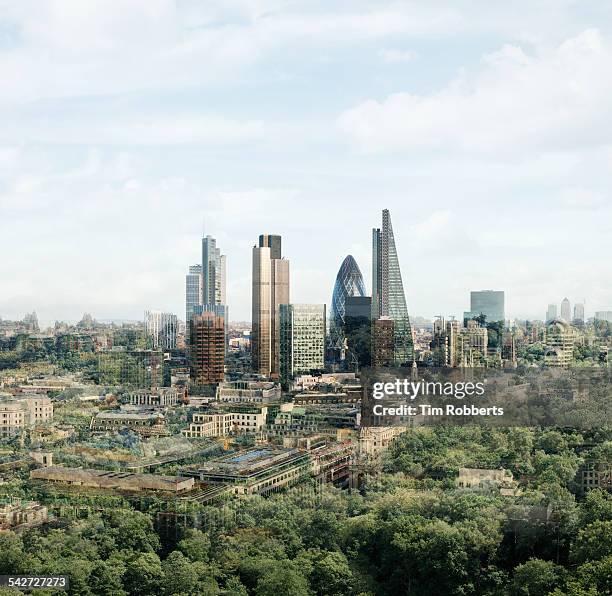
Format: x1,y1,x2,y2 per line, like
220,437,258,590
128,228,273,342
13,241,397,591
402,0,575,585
464,290,505,324
201,235,227,307
185,264,202,327
280,304,326,384
595,311,612,323
144,311,177,350
546,304,558,323
189,312,225,385
344,296,372,368
573,303,585,325
371,317,395,367
372,209,413,365
561,297,571,322
329,255,366,359
252,235,290,378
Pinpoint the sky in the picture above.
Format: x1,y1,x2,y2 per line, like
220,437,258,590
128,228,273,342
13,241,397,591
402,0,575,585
1,0,611,326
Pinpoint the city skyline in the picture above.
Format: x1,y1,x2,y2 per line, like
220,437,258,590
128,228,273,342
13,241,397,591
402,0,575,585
1,2,611,324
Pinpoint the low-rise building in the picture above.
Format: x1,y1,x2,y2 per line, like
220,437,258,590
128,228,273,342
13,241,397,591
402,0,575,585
127,388,180,408
216,381,281,403
182,405,268,438
0,396,53,438
30,467,194,493
0,499,48,529
182,447,310,496
90,411,168,437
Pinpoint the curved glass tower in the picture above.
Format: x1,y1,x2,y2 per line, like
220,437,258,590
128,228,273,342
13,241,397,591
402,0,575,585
329,255,366,354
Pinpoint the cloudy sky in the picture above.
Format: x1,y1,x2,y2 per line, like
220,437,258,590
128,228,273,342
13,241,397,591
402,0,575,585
1,0,611,326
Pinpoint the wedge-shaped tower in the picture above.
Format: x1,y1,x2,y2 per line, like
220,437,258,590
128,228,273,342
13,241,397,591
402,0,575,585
372,209,414,365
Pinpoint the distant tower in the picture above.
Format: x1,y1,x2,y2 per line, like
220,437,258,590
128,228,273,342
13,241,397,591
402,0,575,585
560,298,571,322
252,235,290,378
573,302,585,325
185,265,202,327
546,304,557,323
201,235,227,307
372,209,413,365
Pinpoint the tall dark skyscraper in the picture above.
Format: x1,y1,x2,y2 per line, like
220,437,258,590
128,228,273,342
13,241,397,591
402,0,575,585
329,255,366,358
372,209,414,365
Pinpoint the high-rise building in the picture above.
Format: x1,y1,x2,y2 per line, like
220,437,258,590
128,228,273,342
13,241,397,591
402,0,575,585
279,304,326,385
573,303,585,325
189,312,225,385
372,209,413,365
546,304,558,322
185,264,202,327
252,235,290,378
144,311,178,350
595,311,612,323
560,297,571,322
345,296,372,369
329,255,366,360
464,290,505,324
371,317,395,368
201,235,227,307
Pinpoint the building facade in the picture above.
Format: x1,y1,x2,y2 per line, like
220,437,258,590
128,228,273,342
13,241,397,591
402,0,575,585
0,396,53,438
252,235,290,378
279,304,326,385
144,311,178,350
185,264,203,329
189,312,225,384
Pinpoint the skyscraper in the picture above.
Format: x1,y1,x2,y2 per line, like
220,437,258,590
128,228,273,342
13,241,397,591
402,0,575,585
546,304,558,322
573,303,585,325
464,290,505,324
201,235,227,307
252,235,290,378
185,264,202,326
561,297,571,322
372,209,413,365
279,304,326,385
329,255,366,359
144,311,178,350
189,312,225,384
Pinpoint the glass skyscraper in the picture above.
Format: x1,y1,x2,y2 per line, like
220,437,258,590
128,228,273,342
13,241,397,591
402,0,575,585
201,235,226,307
329,255,366,356
372,209,414,365
464,290,505,324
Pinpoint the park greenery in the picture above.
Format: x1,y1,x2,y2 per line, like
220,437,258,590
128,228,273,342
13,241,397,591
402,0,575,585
0,425,610,595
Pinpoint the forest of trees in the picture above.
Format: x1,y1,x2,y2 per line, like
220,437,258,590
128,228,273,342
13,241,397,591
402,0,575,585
0,426,610,595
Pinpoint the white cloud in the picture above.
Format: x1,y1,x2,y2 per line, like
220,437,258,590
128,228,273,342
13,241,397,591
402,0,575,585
338,29,612,155
379,48,417,62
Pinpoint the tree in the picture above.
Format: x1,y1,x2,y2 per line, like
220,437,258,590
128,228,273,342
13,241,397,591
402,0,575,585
512,558,565,595
571,521,612,564
255,564,309,596
123,552,164,596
